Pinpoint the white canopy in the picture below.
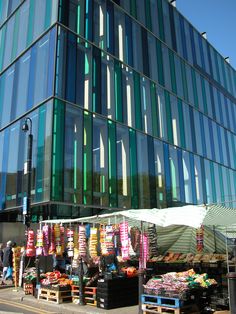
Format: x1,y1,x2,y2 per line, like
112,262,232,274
41,204,236,229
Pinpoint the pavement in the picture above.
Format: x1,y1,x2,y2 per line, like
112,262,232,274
0,284,139,314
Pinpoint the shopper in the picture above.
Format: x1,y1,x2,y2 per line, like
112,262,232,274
1,241,13,285
0,243,3,276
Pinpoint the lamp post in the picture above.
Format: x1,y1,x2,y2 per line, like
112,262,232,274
22,117,33,228
21,117,36,286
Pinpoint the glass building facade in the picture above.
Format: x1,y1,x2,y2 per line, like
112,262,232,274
1,0,236,221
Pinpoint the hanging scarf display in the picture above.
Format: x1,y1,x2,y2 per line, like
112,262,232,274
60,225,65,254
36,229,43,256
66,226,74,257
89,227,98,257
72,225,79,268
42,224,50,256
120,221,129,260
139,232,149,269
147,224,158,258
54,224,62,256
105,225,115,255
26,229,35,257
196,225,204,252
78,225,87,257
130,227,140,256
48,225,55,255
100,225,108,255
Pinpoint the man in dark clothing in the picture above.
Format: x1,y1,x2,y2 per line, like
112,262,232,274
1,241,13,285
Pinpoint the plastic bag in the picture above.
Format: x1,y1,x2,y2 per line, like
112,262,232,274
6,266,13,279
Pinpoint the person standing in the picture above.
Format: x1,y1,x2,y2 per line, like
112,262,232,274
1,241,13,285
0,243,3,275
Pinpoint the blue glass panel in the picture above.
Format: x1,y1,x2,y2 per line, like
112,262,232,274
208,120,215,162
217,90,223,125
198,33,205,70
224,129,231,168
200,157,207,204
179,15,187,60
106,1,114,54
209,84,216,120
199,113,206,157
177,149,185,203
189,107,196,153
207,43,213,76
189,26,196,64
47,26,56,96
217,125,223,164
189,153,197,204
85,0,93,41
0,129,10,210
27,45,36,110
125,15,133,66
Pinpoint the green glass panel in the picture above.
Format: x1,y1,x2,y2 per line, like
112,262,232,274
35,105,46,202
27,0,35,46
157,0,165,41
218,165,224,202
108,120,117,207
180,61,188,103
11,10,20,61
210,162,216,203
51,99,65,201
44,0,52,29
133,71,142,131
0,26,6,71
145,0,152,31
156,40,164,86
191,69,199,109
164,90,173,144
130,0,137,18
83,111,92,205
114,60,123,123
169,50,177,94
177,98,186,149
129,128,138,208
150,82,159,138
201,76,208,115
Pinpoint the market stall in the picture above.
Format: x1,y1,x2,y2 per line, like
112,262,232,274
19,204,236,312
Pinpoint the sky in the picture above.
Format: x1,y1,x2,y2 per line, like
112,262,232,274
176,0,236,70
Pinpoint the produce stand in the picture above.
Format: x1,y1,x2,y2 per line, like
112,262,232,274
18,204,236,312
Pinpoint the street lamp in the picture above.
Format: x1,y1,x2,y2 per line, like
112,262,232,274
22,117,33,228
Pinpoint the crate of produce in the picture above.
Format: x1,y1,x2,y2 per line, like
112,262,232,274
38,288,72,304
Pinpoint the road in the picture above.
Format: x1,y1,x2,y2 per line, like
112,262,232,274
0,286,139,314
0,298,57,314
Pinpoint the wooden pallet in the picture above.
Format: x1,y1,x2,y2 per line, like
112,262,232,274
71,286,97,306
142,294,182,308
38,288,72,304
142,303,200,314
